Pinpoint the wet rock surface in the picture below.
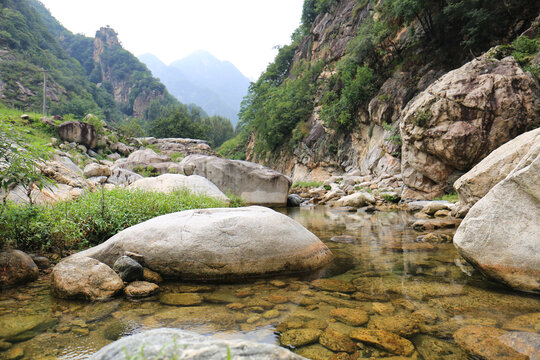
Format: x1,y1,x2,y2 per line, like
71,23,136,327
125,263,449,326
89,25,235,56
0,250,39,287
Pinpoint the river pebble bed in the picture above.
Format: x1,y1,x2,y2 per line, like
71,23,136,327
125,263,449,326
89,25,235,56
0,207,538,359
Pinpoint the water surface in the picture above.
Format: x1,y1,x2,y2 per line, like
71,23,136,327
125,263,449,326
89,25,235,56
1,207,538,359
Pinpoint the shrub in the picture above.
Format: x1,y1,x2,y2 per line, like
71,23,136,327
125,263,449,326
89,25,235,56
292,181,323,189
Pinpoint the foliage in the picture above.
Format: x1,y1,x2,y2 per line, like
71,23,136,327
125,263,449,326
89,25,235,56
434,192,459,203
148,105,206,140
381,193,400,203
201,116,235,147
240,60,323,154
292,181,323,188
217,132,248,160
0,188,229,252
321,64,374,129
0,121,54,207
226,191,246,208
117,118,146,138
133,165,158,178
511,36,539,66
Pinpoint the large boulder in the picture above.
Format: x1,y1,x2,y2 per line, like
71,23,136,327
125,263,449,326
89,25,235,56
454,140,540,293
180,155,292,206
91,328,306,359
53,207,333,284
454,127,540,216
128,174,229,202
51,257,124,301
400,53,540,199
135,137,214,157
0,250,39,287
58,121,98,149
106,166,143,186
115,149,181,175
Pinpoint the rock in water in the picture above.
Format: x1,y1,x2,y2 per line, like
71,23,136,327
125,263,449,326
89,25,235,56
454,127,540,216
129,174,229,202
91,328,306,359
51,257,124,301
0,250,39,287
454,141,540,293
113,256,143,282
52,207,333,288
180,154,291,206
58,121,98,149
400,52,540,199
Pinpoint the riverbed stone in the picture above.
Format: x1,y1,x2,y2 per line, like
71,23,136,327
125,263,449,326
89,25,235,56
113,256,143,283
453,141,540,293
503,313,540,333
143,268,163,284
63,206,333,281
0,314,57,342
128,174,229,202
319,328,356,353
0,250,39,287
311,279,356,293
334,192,376,208
159,293,202,306
92,328,306,359
124,281,159,298
453,325,529,360
295,344,335,360
180,154,292,206
499,331,540,360
413,334,467,360
330,308,369,326
350,329,415,356
4,347,24,360
51,257,123,301
280,329,322,347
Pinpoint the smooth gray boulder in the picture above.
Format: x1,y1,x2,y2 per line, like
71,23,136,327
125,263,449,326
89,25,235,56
56,207,333,282
115,149,180,175
91,328,306,359
454,140,540,293
128,174,229,202
454,127,540,216
180,155,291,206
106,166,143,186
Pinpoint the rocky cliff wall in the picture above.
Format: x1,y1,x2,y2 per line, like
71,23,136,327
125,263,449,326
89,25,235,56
247,1,540,199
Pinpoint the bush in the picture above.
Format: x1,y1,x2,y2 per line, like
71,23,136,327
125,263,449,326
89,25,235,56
292,181,323,189
0,188,229,252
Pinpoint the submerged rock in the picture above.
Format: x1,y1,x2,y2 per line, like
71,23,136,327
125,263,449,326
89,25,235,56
54,207,333,284
454,140,540,293
453,325,530,360
0,314,57,342
91,328,306,359
124,281,159,298
350,329,415,356
280,329,322,347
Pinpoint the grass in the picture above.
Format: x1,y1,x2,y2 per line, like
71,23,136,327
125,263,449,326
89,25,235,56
0,188,231,253
292,181,323,189
434,192,459,203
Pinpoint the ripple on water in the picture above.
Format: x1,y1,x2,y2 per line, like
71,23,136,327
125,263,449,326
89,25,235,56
1,207,539,360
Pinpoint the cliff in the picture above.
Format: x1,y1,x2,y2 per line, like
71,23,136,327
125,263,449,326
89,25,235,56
240,0,540,199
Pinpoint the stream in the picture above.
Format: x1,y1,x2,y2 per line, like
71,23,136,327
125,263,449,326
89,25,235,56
1,206,538,359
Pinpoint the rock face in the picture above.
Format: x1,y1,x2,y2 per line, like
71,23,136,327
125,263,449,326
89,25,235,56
58,121,98,149
454,140,540,293
181,155,292,206
91,328,306,359
54,207,333,283
51,257,124,301
128,174,229,202
454,127,540,216
0,250,39,287
135,137,214,157
400,53,540,199
106,167,143,186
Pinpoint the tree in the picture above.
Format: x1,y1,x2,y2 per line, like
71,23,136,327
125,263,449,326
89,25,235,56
148,107,206,140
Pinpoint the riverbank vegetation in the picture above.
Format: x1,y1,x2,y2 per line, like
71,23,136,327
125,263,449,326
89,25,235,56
0,188,230,253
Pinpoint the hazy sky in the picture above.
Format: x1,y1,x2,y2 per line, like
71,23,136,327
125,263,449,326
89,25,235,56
38,0,305,80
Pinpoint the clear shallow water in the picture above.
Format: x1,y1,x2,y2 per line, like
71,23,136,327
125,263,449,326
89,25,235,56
1,207,539,359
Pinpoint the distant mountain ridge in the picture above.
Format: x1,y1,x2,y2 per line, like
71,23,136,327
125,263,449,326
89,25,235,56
139,51,250,126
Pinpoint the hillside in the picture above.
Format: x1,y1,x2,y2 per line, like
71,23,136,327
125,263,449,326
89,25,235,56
231,0,540,200
139,51,250,126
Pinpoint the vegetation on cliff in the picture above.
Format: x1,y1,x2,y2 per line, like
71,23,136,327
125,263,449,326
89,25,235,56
227,0,539,160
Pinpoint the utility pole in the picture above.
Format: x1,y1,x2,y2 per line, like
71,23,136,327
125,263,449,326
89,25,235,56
42,69,48,116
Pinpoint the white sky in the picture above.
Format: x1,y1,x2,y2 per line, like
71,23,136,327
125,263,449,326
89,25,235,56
38,0,305,80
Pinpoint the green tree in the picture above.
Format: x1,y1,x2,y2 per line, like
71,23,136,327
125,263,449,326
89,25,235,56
148,107,206,140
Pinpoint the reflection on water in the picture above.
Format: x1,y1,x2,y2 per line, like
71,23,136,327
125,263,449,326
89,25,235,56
0,207,538,359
